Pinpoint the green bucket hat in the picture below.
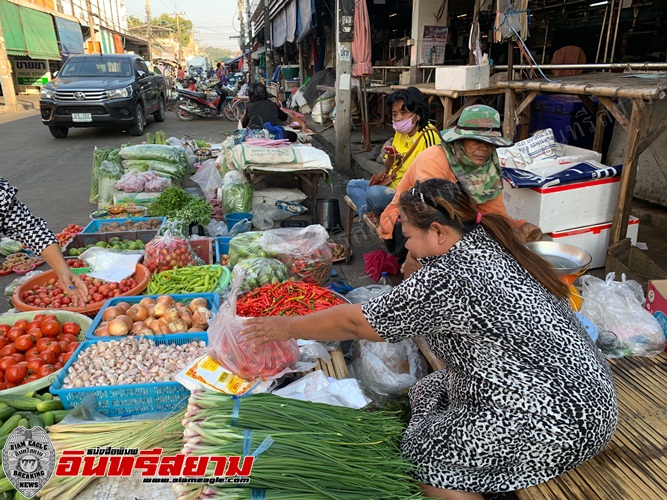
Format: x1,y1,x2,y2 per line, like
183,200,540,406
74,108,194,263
440,105,513,147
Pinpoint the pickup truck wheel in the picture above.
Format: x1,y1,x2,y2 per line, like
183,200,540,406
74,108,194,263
128,104,145,136
153,96,166,122
49,126,69,138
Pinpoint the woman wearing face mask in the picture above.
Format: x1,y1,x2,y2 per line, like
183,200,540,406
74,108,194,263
346,87,441,224
378,104,542,273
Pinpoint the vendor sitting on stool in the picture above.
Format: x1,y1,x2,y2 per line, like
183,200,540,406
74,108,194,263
378,104,542,276
241,82,297,142
346,87,441,224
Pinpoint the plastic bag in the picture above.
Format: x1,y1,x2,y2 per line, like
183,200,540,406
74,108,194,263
119,144,189,166
580,272,666,357
346,285,393,304
222,170,253,214
191,159,223,201
350,339,428,403
90,147,119,204
228,226,332,284
115,170,145,192
231,257,290,291
251,202,292,230
273,371,372,409
207,272,300,379
98,160,124,207
122,160,186,181
143,232,197,273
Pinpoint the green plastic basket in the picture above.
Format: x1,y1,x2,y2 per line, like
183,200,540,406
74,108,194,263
70,266,90,275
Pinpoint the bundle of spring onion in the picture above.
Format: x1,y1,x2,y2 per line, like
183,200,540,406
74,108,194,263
175,389,421,499
39,409,185,500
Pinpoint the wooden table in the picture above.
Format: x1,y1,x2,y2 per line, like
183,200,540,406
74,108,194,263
390,82,506,129
517,352,667,499
498,72,667,244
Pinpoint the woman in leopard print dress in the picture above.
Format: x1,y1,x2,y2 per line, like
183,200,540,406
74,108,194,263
243,179,618,499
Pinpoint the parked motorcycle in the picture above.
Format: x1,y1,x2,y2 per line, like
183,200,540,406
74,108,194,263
174,81,229,121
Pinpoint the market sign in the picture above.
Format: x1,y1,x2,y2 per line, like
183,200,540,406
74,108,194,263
14,58,50,86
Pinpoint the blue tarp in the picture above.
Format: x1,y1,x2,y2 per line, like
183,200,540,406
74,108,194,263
54,17,83,57
502,162,623,188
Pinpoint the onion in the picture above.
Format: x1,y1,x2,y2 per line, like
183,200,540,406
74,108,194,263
148,319,162,335
189,298,208,313
131,321,148,335
127,304,149,322
164,308,180,323
159,324,172,335
168,319,188,333
115,315,133,330
153,301,169,318
187,326,201,333
191,323,208,332
139,297,156,308
174,302,185,310
156,295,175,308
192,311,210,326
94,325,109,336
180,311,193,328
102,306,122,322
147,304,155,317
108,318,129,336
115,302,131,313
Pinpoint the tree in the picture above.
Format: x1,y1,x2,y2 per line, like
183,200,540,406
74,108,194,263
203,47,238,63
127,14,192,49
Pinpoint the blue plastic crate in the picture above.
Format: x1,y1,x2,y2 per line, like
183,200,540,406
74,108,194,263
81,217,166,234
215,236,233,264
85,293,220,339
50,333,207,416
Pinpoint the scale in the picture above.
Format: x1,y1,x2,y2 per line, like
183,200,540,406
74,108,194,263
525,241,592,311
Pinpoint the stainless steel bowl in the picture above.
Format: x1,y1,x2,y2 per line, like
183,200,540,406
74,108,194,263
525,241,592,276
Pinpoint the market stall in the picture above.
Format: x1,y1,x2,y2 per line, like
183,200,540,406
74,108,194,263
498,72,667,246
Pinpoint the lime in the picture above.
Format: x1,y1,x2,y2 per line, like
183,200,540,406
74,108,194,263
128,242,138,250
68,248,78,256
95,241,107,247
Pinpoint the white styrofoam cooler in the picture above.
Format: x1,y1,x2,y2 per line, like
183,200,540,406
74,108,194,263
435,63,490,91
502,177,620,233
544,217,640,269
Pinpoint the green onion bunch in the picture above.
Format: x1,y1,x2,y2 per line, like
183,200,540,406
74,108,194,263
177,390,422,499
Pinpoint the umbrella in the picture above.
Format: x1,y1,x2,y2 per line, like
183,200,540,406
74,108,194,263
351,0,373,151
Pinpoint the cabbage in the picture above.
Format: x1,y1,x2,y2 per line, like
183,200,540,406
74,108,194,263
0,238,23,256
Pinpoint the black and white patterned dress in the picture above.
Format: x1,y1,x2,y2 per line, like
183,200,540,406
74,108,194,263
361,227,618,493
0,178,57,254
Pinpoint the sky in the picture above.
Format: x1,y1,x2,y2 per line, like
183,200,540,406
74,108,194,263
124,0,243,51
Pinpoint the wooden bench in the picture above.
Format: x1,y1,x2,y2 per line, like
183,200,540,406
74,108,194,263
517,351,667,499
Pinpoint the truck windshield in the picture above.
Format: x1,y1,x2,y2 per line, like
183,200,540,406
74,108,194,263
60,59,133,78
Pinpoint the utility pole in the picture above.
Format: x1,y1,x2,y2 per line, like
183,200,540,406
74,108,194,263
175,13,183,63
263,0,272,79
0,21,19,111
85,0,98,53
145,0,152,60
335,0,354,172
245,0,253,81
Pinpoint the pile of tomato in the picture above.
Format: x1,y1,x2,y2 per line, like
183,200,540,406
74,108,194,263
20,275,139,309
0,316,81,389
67,259,88,269
56,224,84,248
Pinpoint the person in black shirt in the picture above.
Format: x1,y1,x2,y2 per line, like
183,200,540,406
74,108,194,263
240,83,297,142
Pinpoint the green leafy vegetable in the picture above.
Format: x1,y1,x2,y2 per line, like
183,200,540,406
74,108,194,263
147,186,211,227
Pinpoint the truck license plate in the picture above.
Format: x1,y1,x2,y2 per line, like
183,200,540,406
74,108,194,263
72,113,92,122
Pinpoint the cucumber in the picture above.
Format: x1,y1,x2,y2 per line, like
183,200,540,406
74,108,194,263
27,414,42,429
0,434,8,449
38,393,53,401
0,491,13,500
13,491,29,500
0,397,39,411
0,415,22,435
0,466,4,479
36,400,63,413
0,407,17,423
16,418,28,429
41,411,55,427
51,410,69,423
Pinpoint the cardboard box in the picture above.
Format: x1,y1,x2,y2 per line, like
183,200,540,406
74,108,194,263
502,177,620,233
544,217,639,268
435,63,490,91
497,144,602,177
646,280,667,340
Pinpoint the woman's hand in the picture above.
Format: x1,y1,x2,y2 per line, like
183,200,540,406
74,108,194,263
56,269,89,307
241,317,292,345
384,152,404,170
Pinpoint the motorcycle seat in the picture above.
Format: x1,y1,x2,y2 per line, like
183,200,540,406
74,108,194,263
177,89,207,99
